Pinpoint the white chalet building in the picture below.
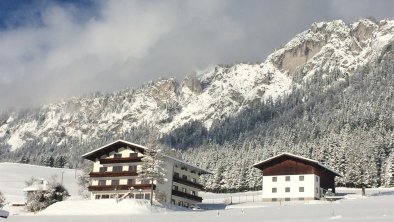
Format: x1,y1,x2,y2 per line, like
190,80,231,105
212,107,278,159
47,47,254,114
253,153,341,202
82,140,210,208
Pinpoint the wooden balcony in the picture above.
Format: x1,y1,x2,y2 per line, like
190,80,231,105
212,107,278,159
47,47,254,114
88,184,154,191
173,176,204,190
99,157,142,164
89,171,138,177
171,189,202,202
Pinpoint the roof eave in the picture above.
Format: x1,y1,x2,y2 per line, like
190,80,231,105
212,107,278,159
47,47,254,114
82,139,148,160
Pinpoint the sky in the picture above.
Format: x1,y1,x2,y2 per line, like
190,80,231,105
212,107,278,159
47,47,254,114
0,0,393,110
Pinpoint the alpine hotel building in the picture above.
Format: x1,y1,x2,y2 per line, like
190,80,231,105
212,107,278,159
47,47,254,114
82,140,210,207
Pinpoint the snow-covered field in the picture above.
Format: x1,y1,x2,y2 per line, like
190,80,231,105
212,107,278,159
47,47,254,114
1,162,394,221
0,162,80,203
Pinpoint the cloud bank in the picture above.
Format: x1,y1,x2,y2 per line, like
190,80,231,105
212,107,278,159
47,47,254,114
0,0,393,109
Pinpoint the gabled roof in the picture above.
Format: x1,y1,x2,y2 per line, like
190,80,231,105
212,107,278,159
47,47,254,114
82,139,211,174
163,155,212,175
253,152,342,177
82,139,147,161
23,179,48,192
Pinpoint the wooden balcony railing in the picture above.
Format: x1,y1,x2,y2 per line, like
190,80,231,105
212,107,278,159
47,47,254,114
173,176,204,190
89,171,138,177
99,157,142,164
171,189,202,202
88,184,154,191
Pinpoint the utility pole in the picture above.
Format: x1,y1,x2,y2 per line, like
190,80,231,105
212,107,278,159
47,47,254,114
61,171,64,186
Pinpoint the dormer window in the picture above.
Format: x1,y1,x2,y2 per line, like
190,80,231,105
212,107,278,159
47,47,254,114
129,153,138,158
114,154,122,158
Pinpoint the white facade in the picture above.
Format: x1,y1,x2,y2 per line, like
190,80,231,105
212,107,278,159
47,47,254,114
82,140,209,208
262,174,321,201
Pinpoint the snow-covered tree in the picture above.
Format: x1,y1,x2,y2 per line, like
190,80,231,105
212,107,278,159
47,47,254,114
138,145,167,205
383,152,394,187
0,191,6,208
25,178,69,212
77,165,92,199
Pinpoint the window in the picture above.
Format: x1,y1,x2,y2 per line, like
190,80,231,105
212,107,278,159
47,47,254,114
99,167,107,172
128,179,136,185
182,188,187,193
135,194,143,199
174,172,180,178
98,180,106,186
129,165,137,172
299,197,304,201
144,193,150,200
272,188,277,193
114,153,122,158
299,175,304,181
285,187,290,192
285,176,291,181
101,195,109,199
95,195,100,199
285,198,290,201
178,201,182,206
129,153,138,158
299,187,304,192
192,178,197,183
272,198,277,202
173,185,178,191
141,179,150,184
182,175,188,180
113,166,123,172
112,180,119,186
184,202,189,208
272,177,277,182
191,191,196,196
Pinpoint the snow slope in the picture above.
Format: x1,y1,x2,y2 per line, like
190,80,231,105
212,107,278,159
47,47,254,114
0,163,80,203
2,188,394,221
39,199,165,215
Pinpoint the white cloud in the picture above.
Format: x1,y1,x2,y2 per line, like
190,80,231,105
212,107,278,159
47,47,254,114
0,0,392,109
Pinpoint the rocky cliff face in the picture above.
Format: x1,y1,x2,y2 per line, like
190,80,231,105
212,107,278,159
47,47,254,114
1,19,393,152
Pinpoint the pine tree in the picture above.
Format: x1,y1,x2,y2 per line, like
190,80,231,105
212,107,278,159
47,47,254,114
138,145,167,205
0,191,6,208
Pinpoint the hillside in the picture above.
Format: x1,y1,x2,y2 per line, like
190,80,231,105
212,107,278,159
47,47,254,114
0,19,394,191
0,163,80,203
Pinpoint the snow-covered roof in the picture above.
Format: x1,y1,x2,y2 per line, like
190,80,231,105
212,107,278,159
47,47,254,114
253,152,342,177
82,139,148,160
23,179,49,192
82,139,211,174
163,155,212,175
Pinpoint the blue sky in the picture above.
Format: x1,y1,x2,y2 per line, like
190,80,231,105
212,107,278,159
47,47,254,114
0,0,393,109
0,0,100,29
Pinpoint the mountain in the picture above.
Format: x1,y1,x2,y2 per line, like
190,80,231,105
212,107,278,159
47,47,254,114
1,19,394,191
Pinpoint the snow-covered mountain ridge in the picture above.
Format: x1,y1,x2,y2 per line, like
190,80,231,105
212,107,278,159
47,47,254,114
0,19,393,151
